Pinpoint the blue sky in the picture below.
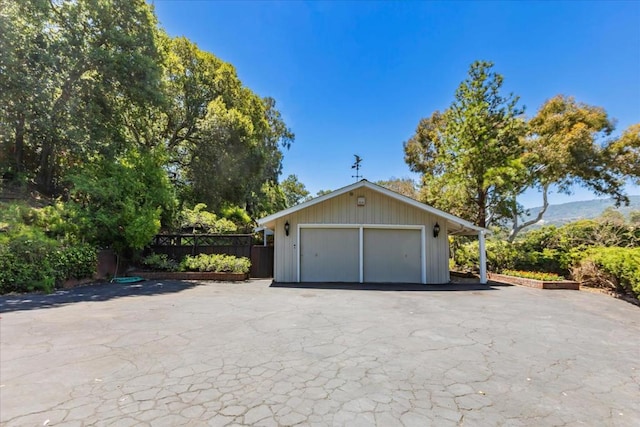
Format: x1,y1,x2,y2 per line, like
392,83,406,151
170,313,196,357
152,0,640,208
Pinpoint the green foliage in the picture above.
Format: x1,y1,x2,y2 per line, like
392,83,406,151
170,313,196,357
0,201,80,243
49,244,97,282
33,203,81,242
376,178,418,199
250,181,288,219
1,0,164,194
404,61,526,227
0,215,96,294
220,205,252,227
180,204,237,234
1,1,293,231
141,253,179,272
179,254,250,274
405,63,636,237
604,123,640,186
159,37,294,214
453,239,519,273
70,149,176,254
501,270,564,281
455,211,640,291
280,174,310,207
573,247,640,300
0,226,58,294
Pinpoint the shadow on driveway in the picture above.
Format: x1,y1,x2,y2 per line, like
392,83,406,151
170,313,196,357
270,281,510,292
0,280,201,314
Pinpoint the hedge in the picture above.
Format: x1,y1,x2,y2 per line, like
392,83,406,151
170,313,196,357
572,247,640,300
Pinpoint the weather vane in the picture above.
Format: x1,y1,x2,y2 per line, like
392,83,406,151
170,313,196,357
351,154,363,181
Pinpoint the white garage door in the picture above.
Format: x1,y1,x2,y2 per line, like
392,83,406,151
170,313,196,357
363,228,422,283
299,227,423,283
300,228,359,282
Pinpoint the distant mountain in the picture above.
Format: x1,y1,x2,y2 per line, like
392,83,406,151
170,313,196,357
521,196,640,226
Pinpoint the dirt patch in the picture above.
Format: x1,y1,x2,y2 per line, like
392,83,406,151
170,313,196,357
580,285,640,307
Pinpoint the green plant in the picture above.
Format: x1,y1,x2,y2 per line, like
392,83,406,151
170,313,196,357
0,228,58,293
502,269,565,281
49,244,97,282
220,205,252,226
179,253,250,274
141,253,178,271
70,149,176,254
452,238,518,272
0,206,97,293
572,247,640,300
179,203,237,234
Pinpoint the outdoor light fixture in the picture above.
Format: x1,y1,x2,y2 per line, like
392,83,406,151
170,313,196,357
284,221,290,236
433,222,440,238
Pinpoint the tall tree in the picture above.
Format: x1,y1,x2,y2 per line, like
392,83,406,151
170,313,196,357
0,0,164,194
280,174,310,207
135,36,294,214
376,178,418,199
404,61,526,228
508,95,627,241
405,62,637,239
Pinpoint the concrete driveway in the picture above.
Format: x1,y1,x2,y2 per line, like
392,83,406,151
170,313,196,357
1,280,638,426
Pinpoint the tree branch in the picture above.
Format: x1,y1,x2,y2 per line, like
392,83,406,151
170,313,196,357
508,184,550,243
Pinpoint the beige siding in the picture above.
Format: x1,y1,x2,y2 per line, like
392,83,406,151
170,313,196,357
273,188,450,284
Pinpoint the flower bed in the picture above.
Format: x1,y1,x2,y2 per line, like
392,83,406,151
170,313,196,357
135,253,251,281
488,272,580,290
502,269,564,281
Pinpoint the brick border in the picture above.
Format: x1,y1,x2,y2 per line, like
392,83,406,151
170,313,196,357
130,271,249,281
488,273,580,290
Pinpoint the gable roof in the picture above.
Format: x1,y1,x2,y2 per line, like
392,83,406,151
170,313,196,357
257,180,488,236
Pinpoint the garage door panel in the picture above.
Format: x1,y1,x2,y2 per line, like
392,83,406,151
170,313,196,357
363,229,421,283
300,228,359,282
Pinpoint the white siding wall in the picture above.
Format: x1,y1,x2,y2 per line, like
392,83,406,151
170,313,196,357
273,188,451,284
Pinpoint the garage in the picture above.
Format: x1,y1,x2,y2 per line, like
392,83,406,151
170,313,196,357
299,226,424,283
257,180,489,285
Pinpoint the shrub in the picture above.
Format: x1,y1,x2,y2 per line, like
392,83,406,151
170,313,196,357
179,203,237,234
0,217,96,294
141,253,179,272
49,244,97,282
180,253,250,274
220,205,252,227
502,269,564,281
0,225,59,294
572,247,640,300
69,149,176,254
453,239,518,272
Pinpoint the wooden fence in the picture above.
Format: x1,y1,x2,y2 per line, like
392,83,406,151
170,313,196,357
148,234,252,259
147,234,273,278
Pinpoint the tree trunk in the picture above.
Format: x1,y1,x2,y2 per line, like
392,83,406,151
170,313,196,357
14,112,25,173
477,189,487,228
35,67,85,195
508,184,550,242
36,139,56,195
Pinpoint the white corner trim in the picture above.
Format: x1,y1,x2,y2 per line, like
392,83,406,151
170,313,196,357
479,230,487,284
296,223,301,282
359,227,364,283
421,226,427,284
